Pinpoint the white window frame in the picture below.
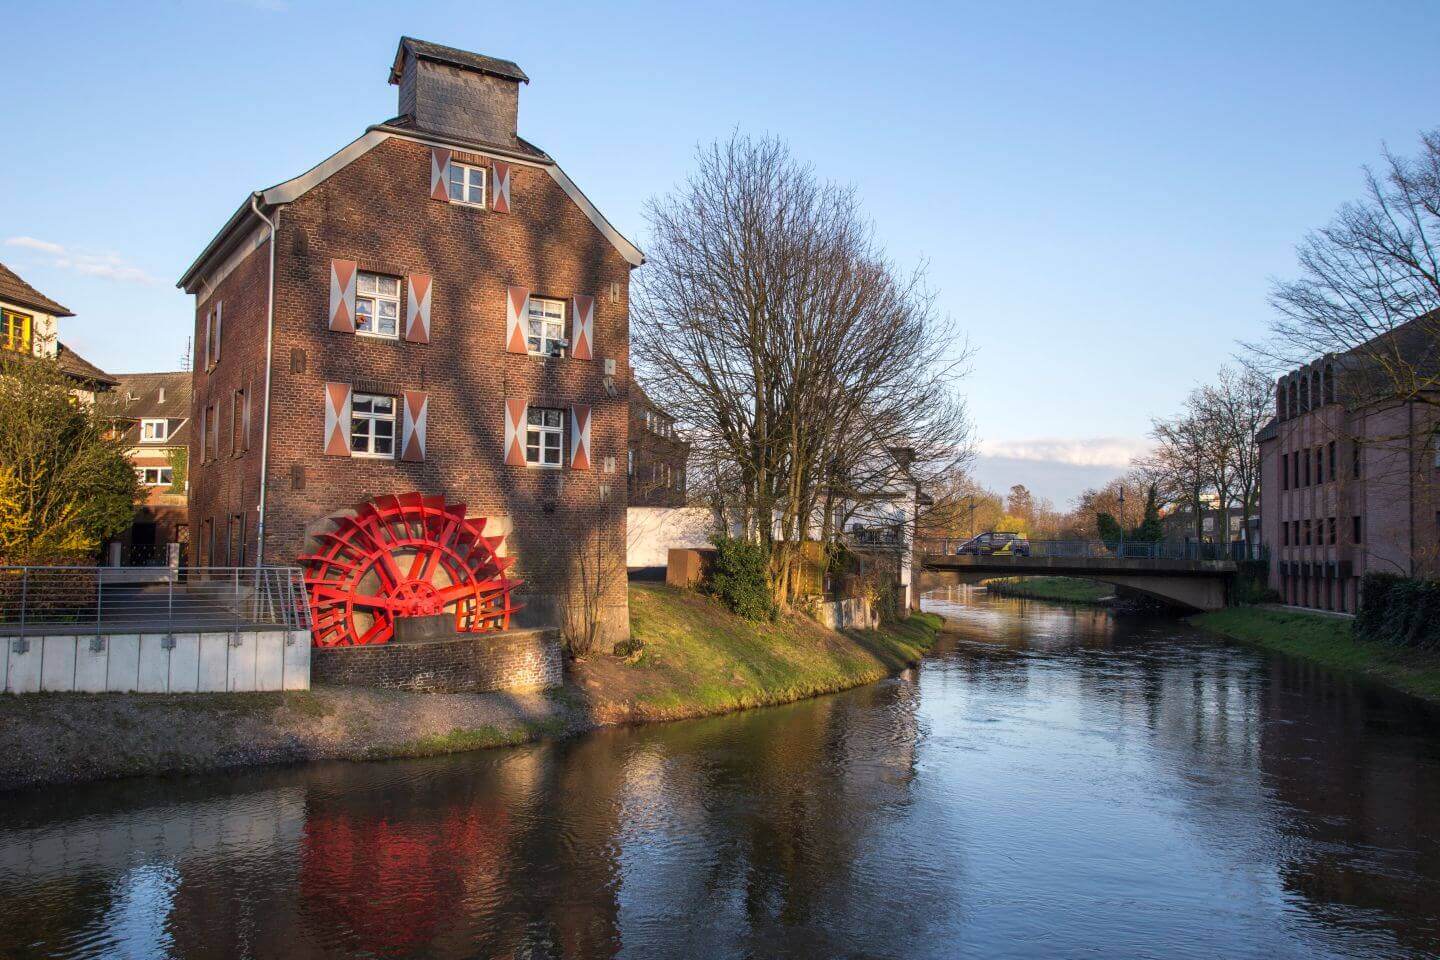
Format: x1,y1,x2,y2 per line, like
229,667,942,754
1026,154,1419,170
350,393,397,459
526,297,567,357
140,418,168,443
355,272,401,340
525,407,564,468
447,161,487,208
135,466,173,486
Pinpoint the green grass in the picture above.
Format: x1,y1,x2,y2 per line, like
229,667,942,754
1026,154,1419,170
985,576,1111,604
1193,607,1440,704
591,584,943,723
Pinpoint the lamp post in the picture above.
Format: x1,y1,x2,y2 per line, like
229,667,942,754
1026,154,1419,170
1118,486,1125,558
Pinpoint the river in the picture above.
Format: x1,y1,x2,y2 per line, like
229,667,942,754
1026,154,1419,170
2,586,1439,959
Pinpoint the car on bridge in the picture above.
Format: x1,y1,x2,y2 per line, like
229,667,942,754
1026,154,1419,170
956,532,1030,557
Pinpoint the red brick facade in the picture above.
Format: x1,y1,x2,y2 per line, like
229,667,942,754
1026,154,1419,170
184,47,637,648
628,383,689,507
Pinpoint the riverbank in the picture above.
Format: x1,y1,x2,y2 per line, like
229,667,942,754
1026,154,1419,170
984,576,1112,605
0,584,942,791
1193,607,1440,705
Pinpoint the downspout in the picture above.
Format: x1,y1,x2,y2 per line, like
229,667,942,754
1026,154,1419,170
250,194,279,567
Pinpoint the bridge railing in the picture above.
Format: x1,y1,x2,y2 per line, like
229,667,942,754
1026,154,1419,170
918,539,1248,562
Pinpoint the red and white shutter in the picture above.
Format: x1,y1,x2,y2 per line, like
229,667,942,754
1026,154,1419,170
212,301,223,364
570,405,592,470
430,148,452,202
198,403,208,461
202,311,212,370
406,274,432,343
491,161,512,213
571,294,594,361
505,286,530,354
329,260,357,332
323,382,352,457
401,391,428,462
242,380,253,451
503,398,528,466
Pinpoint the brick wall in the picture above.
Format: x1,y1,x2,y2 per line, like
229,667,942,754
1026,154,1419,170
628,391,688,507
189,134,633,648
310,627,562,693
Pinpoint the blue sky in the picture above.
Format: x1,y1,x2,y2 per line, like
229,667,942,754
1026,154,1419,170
6,1,1439,505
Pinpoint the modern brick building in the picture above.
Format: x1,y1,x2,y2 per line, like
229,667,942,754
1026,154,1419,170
627,381,689,507
1258,320,1440,612
177,38,643,648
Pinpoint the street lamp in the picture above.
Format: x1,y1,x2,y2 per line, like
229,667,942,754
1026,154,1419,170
1118,486,1125,558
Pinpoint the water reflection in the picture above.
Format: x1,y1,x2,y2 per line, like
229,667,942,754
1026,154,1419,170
1,587,1438,959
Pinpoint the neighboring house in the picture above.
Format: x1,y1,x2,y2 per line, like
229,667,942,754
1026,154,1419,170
628,381,689,507
842,447,931,611
1258,318,1440,613
0,260,116,402
108,372,192,559
1160,508,1248,546
176,38,642,648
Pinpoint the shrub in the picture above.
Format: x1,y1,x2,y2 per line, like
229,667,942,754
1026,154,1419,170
1357,572,1440,651
707,535,775,621
1230,560,1280,605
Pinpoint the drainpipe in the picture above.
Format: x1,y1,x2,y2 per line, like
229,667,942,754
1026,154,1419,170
250,194,279,567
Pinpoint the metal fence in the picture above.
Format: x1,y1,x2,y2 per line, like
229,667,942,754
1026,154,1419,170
0,566,312,637
917,539,1252,562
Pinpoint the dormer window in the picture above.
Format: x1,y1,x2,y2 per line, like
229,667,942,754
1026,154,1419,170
448,162,486,207
140,419,168,443
526,297,566,356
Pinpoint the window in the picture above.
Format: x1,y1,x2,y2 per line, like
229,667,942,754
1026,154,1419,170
231,389,246,456
525,407,564,467
1328,516,1337,546
135,466,173,486
350,393,396,458
205,403,218,462
2,309,32,354
1353,443,1362,479
1282,454,1289,490
447,161,486,207
526,297,566,356
1302,519,1312,546
627,448,634,476
1303,450,1311,486
1352,515,1363,544
140,418,168,443
355,272,401,339
1328,441,1336,482
1282,522,1290,546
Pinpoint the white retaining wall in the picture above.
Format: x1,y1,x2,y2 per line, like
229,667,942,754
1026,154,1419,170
1,630,310,694
627,506,716,569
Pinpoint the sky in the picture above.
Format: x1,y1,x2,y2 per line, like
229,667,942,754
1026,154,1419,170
6,1,1440,507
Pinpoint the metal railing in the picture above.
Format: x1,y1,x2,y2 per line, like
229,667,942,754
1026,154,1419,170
918,539,1249,563
0,566,312,637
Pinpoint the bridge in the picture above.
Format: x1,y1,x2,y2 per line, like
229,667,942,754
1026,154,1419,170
917,540,1240,611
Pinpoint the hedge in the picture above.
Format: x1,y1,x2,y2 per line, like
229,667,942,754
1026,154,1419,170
1356,572,1440,651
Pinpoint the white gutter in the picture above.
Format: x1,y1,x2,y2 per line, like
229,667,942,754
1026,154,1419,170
249,194,280,567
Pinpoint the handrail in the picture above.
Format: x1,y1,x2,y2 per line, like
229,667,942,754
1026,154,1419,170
916,539,1252,563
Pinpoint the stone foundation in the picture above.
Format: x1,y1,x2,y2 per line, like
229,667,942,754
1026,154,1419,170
310,627,562,694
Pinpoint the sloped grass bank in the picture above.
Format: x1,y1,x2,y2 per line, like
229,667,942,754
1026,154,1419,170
984,576,1111,605
0,585,942,791
574,584,943,725
1193,607,1440,705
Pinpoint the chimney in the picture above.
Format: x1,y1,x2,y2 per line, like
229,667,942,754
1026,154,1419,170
389,37,529,148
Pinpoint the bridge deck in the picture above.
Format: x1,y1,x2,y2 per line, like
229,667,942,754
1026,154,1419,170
922,554,1236,577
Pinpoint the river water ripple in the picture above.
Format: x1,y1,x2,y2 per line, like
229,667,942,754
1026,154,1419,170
2,586,1439,959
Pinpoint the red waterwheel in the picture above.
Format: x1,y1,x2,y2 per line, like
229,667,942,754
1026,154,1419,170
299,493,521,647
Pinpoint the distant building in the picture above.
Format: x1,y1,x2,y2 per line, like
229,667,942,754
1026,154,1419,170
108,372,192,560
843,447,931,611
1257,318,1440,612
0,260,115,402
628,382,689,507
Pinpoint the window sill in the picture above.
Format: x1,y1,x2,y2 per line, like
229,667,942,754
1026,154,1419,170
525,462,563,470
351,452,396,460
449,199,488,210
354,331,400,342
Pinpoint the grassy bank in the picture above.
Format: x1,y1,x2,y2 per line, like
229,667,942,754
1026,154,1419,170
0,585,943,791
984,576,1111,605
1193,607,1440,704
577,584,943,725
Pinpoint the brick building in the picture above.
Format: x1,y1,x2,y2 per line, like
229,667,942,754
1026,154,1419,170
107,371,192,558
1258,319,1440,612
177,38,643,648
627,381,689,507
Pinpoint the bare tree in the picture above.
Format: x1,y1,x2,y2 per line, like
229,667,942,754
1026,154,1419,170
1260,128,1440,419
1195,366,1270,539
633,133,972,604
1144,410,1212,545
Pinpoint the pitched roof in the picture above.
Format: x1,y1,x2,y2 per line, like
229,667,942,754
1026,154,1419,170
107,371,192,445
390,37,529,85
54,341,117,387
0,260,72,317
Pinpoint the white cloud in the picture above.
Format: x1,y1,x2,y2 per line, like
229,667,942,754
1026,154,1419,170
4,236,159,286
980,436,1153,469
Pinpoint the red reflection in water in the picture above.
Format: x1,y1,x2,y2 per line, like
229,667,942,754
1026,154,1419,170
300,804,508,953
